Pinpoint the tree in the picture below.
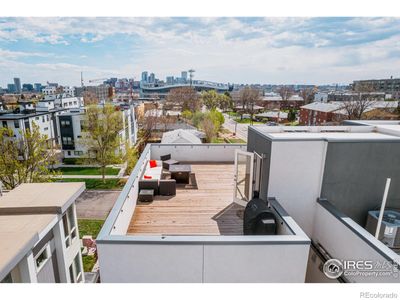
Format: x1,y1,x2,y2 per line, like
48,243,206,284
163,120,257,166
238,87,261,124
166,87,201,111
340,83,376,120
287,109,296,122
0,124,58,190
81,104,124,182
300,87,316,105
219,93,233,112
201,117,216,143
201,90,220,111
277,86,295,109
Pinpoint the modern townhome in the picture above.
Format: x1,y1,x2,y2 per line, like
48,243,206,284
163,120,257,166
58,103,137,160
0,102,60,147
97,122,400,283
0,183,85,283
97,143,310,283
246,124,400,283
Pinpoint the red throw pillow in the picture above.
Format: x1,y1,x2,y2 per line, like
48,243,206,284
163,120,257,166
144,175,152,179
149,160,157,168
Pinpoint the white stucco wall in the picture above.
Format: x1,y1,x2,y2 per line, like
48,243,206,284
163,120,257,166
267,140,327,236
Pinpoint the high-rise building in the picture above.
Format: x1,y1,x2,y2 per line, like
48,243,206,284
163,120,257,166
166,76,174,85
13,78,21,93
181,71,188,82
22,84,34,92
34,83,43,92
141,71,148,83
7,84,16,93
148,73,155,84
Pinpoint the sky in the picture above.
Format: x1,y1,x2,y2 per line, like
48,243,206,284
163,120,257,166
0,17,399,87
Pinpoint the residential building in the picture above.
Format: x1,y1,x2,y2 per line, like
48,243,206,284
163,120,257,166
42,86,57,96
0,183,85,283
299,101,399,125
314,92,328,102
0,104,57,147
96,123,400,283
13,78,21,94
353,78,400,96
62,86,76,97
161,129,203,144
299,102,345,125
58,103,137,159
259,94,304,110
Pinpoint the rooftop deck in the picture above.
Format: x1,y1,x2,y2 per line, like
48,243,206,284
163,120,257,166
127,163,244,236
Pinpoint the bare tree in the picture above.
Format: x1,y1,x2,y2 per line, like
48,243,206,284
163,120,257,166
340,83,376,120
238,87,261,124
277,86,295,109
300,87,316,105
166,87,201,111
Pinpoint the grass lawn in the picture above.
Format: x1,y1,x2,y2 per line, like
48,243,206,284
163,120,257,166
78,219,105,239
57,178,126,190
78,219,105,272
57,167,119,176
233,118,264,125
228,138,246,143
211,137,226,143
82,255,96,273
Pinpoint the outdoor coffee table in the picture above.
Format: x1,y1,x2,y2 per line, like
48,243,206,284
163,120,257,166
138,189,154,202
169,164,191,184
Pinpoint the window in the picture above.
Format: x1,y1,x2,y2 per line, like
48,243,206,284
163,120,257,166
74,151,83,156
69,254,82,283
13,120,20,128
62,205,77,248
60,120,71,127
62,137,73,145
42,116,45,122
44,127,48,131
35,244,50,272
67,150,71,156
2,121,7,128
46,115,49,121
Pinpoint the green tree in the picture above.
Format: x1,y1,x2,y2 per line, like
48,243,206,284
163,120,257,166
201,90,220,110
287,109,297,122
81,104,124,182
0,124,59,190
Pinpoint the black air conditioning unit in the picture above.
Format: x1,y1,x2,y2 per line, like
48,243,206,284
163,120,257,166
243,198,277,235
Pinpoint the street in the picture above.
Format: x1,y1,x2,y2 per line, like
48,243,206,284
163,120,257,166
222,114,250,142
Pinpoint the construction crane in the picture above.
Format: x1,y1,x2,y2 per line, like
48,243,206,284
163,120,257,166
188,69,195,87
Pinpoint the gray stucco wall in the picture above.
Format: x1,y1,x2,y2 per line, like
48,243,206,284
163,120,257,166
321,141,400,226
247,127,272,200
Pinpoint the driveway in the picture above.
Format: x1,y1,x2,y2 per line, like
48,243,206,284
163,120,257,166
76,190,120,220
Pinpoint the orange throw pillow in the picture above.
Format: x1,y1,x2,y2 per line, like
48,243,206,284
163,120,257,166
149,160,157,168
144,175,152,179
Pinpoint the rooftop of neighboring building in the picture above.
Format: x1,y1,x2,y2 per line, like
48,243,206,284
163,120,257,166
0,182,85,215
250,125,400,141
0,214,57,279
161,129,203,144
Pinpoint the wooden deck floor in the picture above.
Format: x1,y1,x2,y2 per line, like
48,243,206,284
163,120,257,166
127,163,244,236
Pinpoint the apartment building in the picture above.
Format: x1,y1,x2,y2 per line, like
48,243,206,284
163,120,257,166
58,103,137,159
0,108,56,147
0,183,85,283
97,122,400,283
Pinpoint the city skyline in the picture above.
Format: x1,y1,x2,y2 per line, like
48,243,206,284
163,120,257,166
0,17,400,87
